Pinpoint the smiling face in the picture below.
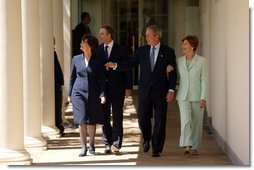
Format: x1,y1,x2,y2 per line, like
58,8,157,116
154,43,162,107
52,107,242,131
145,28,160,46
181,40,193,55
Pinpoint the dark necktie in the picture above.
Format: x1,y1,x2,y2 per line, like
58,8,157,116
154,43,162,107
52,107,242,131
104,45,109,60
150,46,155,70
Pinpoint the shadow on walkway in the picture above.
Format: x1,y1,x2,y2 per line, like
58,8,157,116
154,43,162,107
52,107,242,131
27,90,232,166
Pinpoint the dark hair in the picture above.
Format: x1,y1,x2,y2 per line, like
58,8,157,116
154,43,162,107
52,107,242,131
81,34,98,55
182,35,199,52
81,12,89,20
100,25,116,40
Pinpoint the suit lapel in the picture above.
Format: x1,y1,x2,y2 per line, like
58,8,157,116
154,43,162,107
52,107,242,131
188,54,198,70
182,57,188,70
109,43,116,59
153,45,165,72
145,46,152,72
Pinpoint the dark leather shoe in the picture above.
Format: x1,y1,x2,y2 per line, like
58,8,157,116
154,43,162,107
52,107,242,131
104,145,111,154
89,145,95,154
143,141,150,152
57,125,64,137
152,152,160,157
79,147,87,157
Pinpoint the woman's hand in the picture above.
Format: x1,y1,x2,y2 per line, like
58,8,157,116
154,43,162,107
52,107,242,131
200,100,206,108
166,64,174,73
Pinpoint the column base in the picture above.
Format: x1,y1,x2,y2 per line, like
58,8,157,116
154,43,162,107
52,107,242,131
0,149,32,165
41,125,60,139
24,136,47,150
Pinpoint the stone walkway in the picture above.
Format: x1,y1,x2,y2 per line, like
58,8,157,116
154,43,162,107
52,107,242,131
26,91,232,166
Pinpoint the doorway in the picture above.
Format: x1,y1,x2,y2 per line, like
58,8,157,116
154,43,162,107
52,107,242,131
76,0,199,85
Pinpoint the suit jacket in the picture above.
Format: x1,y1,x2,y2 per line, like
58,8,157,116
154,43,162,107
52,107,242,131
117,44,177,100
176,54,208,101
97,42,133,98
54,51,64,90
69,54,106,99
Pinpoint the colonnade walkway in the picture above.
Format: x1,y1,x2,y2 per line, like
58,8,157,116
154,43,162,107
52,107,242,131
26,91,232,166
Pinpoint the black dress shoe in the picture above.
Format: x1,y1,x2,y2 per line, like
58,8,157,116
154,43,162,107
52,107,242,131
79,147,87,157
143,141,150,152
104,145,111,154
152,152,160,157
89,145,95,154
59,126,64,136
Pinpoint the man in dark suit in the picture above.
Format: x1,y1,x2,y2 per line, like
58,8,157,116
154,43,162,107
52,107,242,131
54,37,65,136
97,25,133,154
105,25,177,157
72,12,91,56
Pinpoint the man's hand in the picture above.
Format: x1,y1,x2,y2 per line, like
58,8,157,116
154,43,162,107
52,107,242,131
100,96,106,104
104,62,116,70
166,64,174,73
166,91,174,102
125,89,132,97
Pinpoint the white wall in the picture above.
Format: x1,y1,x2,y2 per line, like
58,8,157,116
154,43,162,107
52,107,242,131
174,0,199,58
200,0,249,165
71,0,79,29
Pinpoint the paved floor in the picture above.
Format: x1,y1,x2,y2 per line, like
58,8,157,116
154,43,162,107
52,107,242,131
26,91,232,166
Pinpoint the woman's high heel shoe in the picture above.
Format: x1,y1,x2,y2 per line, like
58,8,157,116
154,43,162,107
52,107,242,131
89,145,95,154
184,146,191,155
79,147,87,157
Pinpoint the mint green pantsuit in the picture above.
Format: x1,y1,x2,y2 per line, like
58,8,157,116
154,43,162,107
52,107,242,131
176,54,208,150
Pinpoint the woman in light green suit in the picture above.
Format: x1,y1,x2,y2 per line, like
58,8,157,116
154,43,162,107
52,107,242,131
169,35,208,156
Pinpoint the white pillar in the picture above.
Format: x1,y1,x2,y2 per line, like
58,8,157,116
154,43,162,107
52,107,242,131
0,0,31,165
39,0,59,138
53,0,64,67
63,0,71,104
53,0,67,124
22,0,47,148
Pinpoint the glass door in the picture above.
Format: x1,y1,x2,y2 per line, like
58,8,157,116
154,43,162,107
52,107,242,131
109,0,169,85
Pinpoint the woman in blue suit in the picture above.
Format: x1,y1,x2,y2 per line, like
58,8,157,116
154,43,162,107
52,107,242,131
173,35,208,156
68,34,106,157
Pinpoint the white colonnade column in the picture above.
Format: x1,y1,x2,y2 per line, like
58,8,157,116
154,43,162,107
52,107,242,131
63,0,71,106
22,0,47,148
53,0,64,67
0,0,31,165
39,0,59,138
53,0,67,124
